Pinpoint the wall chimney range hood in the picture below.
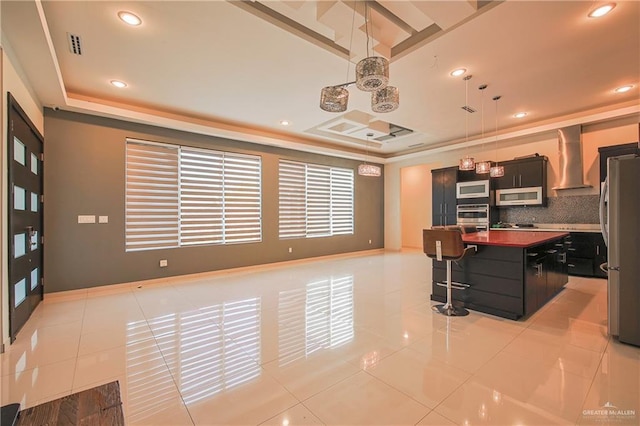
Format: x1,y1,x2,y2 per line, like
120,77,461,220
553,125,592,190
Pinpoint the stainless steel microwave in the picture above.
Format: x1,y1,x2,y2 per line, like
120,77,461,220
456,180,490,199
496,186,543,206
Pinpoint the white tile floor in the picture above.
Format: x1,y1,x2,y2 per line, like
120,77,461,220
1,250,639,425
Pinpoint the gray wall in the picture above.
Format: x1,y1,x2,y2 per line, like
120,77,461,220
43,110,384,293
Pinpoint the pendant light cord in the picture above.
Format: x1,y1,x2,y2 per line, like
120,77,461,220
479,84,487,155
464,76,470,142
346,2,357,83
480,85,485,139
365,1,371,57
494,95,501,164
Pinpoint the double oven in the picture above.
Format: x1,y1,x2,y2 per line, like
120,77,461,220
456,204,490,231
455,180,491,231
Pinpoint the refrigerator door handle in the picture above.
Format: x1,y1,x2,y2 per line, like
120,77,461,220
599,176,609,247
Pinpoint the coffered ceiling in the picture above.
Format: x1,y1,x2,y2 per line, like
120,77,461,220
2,1,639,161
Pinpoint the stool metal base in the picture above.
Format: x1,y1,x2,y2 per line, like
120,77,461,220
433,303,470,316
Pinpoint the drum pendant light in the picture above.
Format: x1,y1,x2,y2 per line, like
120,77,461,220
358,133,381,177
371,86,399,113
356,2,389,92
320,86,349,112
320,1,399,114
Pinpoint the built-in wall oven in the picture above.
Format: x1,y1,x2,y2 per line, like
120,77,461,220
457,204,490,231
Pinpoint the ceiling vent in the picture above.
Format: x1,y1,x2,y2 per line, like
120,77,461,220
375,123,414,142
461,105,476,113
67,33,83,55
318,111,388,140
315,110,414,143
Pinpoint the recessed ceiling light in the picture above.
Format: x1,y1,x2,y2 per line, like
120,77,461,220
588,3,616,18
514,112,527,119
110,80,127,88
450,68,467,77
118,11,142,26
280,120,290,126
614,84,634,93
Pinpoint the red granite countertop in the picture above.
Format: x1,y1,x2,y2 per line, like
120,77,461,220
462,230,569,248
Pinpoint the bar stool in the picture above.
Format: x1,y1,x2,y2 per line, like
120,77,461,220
423,227,477,316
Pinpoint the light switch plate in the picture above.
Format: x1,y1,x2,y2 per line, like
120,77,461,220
78,215,96,224
99,216,109,224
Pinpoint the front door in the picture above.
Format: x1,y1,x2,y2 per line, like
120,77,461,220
7,93,44,342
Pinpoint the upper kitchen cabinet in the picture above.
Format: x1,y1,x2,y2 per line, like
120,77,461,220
598,142,640,188
495,156,548,190
432,167,457,227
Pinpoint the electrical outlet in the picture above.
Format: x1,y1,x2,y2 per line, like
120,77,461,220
78,215,95,224
159,259,168,267
368,239,372,244
99,215,109,224
288,247,292,253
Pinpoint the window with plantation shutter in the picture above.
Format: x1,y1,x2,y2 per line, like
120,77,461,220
215,151,262,244
278,160,306,239
330,167,354,235
126,139,262,252
179,147,224,246
278,159,354,239
126,142,180,252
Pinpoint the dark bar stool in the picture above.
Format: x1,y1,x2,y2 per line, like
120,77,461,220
423,227,477,316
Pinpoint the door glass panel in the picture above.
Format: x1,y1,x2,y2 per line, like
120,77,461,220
31,268,39,290
31,153,38,175
14,233,26,258
15,279,27,307
30,231,39,251
14,186,26,210
14,138,26,165
31,192,38,212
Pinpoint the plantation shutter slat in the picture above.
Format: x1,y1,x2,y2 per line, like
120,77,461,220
126,142,180,252
278,160,354,239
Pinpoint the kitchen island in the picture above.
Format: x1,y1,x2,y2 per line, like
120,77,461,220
428,230,569,320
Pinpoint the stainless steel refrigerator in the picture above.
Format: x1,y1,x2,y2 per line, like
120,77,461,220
599,154,640,347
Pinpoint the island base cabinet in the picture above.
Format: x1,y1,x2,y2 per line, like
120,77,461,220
525,254,547,317
524,243,567,316
430,237,568,320
431,282,523,320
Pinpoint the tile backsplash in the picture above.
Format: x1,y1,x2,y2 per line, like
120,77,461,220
498,195,600,224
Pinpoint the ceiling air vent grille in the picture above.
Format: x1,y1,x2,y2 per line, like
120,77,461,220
67,33,82,55
374,123,414,142
461,105,476,113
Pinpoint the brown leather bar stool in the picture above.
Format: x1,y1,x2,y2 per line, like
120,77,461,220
423,227,477,316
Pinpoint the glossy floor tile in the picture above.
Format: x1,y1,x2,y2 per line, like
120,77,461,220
1,250,639,425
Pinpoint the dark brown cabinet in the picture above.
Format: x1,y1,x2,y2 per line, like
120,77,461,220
566,232,607,278
431,167,457,227
495,156,547,190
598,142,640,189
524,241,568,316
524,251,546,316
